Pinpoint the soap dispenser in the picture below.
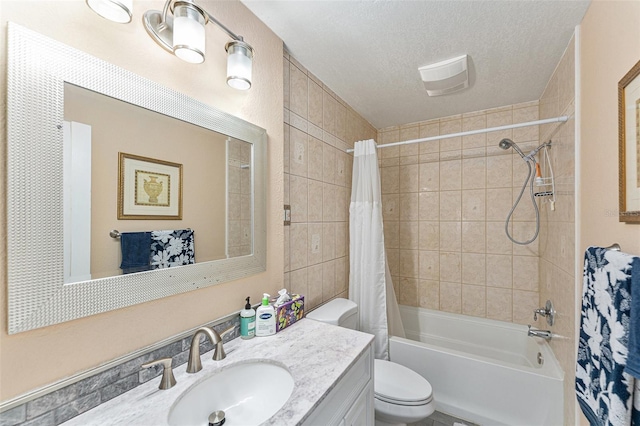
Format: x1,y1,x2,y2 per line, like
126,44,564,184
240,296,256,339
255,293,276,336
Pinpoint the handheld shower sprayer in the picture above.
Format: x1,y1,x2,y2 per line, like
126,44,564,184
499,138,526,159
498,138,542,245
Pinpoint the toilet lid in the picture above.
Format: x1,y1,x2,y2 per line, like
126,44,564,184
374,360,433,406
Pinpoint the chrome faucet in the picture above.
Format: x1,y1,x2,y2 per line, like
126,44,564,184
527,325,552,340
186,326,234,373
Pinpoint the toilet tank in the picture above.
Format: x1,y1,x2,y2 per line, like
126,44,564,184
306,298,358,330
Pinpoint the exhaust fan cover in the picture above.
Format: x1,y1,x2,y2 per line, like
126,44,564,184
419,54,469,96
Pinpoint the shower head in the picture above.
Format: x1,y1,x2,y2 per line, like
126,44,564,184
498,138,526,158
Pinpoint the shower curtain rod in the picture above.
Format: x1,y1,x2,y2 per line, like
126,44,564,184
345,115,569,153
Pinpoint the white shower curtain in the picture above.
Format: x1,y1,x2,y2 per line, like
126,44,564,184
349,139,404,360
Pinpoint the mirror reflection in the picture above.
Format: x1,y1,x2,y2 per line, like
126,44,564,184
63,84,252,282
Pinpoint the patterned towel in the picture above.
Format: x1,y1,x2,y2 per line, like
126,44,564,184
576,246,640,426
150,229,195,269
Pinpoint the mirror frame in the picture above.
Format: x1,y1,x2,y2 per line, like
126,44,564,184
6,23,267,334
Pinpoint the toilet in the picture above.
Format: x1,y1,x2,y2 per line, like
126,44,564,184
306,298,435,426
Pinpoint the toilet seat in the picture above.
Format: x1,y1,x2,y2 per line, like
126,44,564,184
374,359,433,406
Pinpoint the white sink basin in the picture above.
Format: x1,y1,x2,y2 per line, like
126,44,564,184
168,361,295,426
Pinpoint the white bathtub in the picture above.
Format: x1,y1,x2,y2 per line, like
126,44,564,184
389,306,564,426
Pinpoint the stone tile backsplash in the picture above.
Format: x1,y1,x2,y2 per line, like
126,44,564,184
0,317,239,426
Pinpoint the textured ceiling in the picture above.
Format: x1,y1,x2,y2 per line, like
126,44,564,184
241,0,590,129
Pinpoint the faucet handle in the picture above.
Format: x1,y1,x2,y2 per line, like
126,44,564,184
212,326,235,361
141,357,176,390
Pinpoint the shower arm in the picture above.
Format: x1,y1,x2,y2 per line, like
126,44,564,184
523,141,552,162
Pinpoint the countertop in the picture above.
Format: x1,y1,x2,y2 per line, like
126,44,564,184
61,319,374,425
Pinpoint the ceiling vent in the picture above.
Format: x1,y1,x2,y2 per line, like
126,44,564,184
419,54,469,96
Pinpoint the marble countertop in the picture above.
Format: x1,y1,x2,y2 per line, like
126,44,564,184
61,319,373,426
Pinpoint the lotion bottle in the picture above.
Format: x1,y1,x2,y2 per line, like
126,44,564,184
255,293,276,336
240,296,256,339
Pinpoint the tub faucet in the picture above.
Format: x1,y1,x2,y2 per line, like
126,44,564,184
186,326,234,373
527,325,552,341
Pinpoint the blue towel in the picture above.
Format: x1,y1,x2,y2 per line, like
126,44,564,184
150,229,195,269
120,232,151,274
576,247,640,426
627,257,640,379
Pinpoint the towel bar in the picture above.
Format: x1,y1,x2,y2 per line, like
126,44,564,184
604,243,621,251
110,229,192,239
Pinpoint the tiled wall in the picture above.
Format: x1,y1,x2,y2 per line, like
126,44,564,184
227,138,252,257
378,102,543,324
282,52,377,310
538,36,576,426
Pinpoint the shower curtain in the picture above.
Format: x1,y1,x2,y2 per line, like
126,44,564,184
349,139,404,360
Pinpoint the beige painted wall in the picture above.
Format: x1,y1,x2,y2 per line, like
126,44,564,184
578,1,640,423
65,84,228,279
579,0,640,255
0,0,284,402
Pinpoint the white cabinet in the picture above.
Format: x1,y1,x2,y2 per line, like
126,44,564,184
302,344,374,426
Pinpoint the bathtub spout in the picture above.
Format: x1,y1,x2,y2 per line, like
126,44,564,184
527,325,552,340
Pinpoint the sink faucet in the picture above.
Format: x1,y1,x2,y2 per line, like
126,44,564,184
527,325,552,340
186,326,234,373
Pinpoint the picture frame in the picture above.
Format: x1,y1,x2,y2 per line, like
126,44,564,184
618,60,640,223
118,153,183,220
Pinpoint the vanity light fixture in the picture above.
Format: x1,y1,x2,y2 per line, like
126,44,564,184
86,0,254,89
85,0,133,24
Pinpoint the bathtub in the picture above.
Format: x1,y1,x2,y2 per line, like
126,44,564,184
389,306,564,426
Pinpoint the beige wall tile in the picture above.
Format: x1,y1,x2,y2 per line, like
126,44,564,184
419,280,440,310
419,162,440,192
382,194,400,221
290,126,308,178
439,118,462,152
307,179,324,223
419,250,440,280
512,290,539,325
513,255,539,291
462,114,487,149
399,126,420,157
440,252,461,283
290,268,308,304
486,254,513,288
308,80,323,128
284,226,290,273
323,92,337,136
486,287,512,322
400,249,420,278
399,163,419,193
322,260,336,302
399,221,420,250
323,222,336,262
283,57,290,110
439,190,461,221
308,223,323,266
381,166,400,194
440,282,462,313
486,222,513,255
399,193,419,221
323,144,336,184
419,192,439,221
462,253,486,285
462,221,486,253
289,62,308,119
462,157,486,189
462,284,486,317
440,159,462,190
384,221,400,249
512,104,539,142
323,183,336,221
486,188,513,221
419,221,439,251
336,222,347,258
399,277,419,306
335,257,347,295
289,223,308,271
462,189,486,221
440,222,462,252
307,136,323,182
290,175,308,223
486,155,513,188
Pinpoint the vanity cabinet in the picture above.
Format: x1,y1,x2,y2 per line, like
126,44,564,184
302,344,374,426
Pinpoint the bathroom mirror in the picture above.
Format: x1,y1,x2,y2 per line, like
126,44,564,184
5,23,267,334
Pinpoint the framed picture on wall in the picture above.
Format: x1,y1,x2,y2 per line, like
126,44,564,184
118,153,183,220
618,60,640,223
